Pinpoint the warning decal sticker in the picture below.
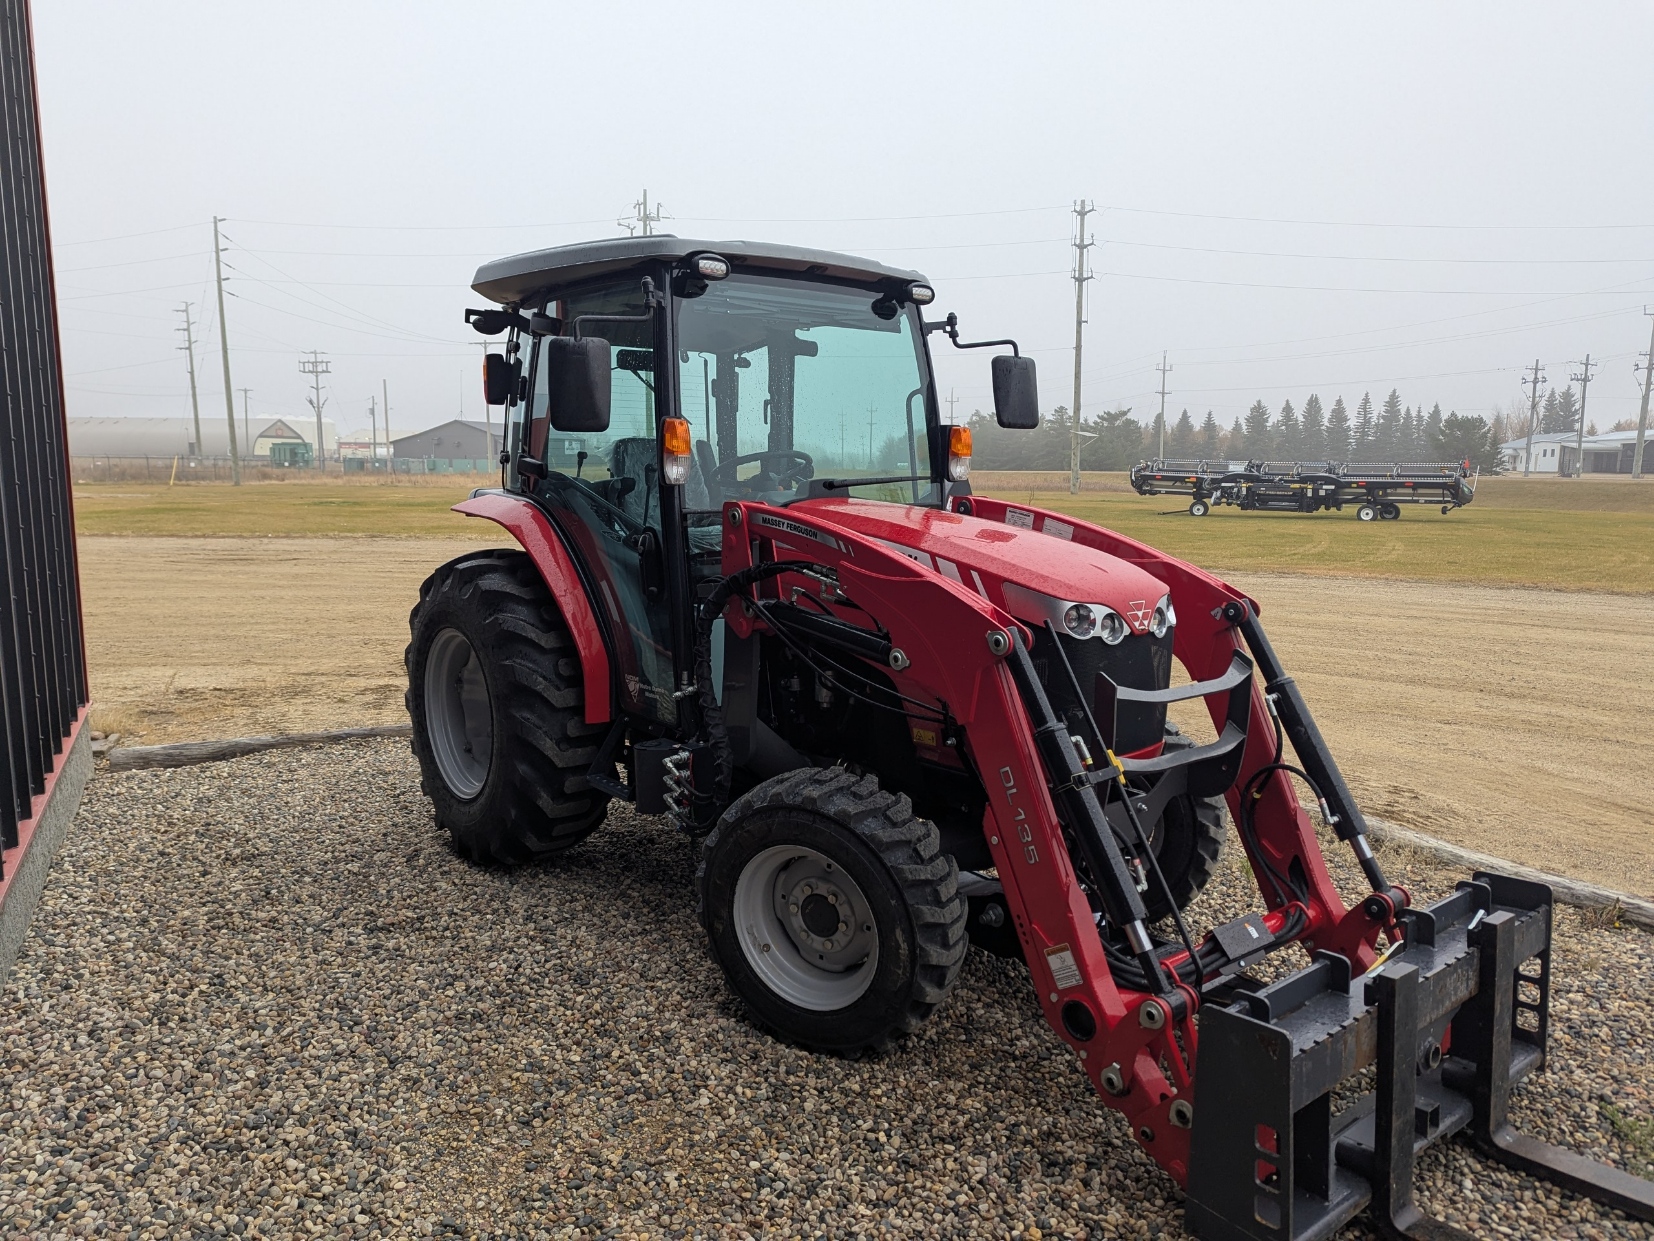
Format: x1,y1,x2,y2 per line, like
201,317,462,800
1044,943,1083,991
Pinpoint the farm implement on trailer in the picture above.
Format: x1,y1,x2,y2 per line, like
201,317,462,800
1130,457,1478,521
406,235,1651,1239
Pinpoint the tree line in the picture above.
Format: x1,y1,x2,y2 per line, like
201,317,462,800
967,387,1509,472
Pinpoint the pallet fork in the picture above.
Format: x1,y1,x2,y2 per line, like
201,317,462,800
1188,871,1654,1239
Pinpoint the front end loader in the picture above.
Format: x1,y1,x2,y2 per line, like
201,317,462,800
405,235,1653,1239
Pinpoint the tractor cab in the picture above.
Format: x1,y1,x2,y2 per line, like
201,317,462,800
465,236,1036,728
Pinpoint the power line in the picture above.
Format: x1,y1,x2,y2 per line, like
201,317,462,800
1568,354,1596,478
1069,200,1095,495
1631,311,1654,480
1102,238,1654,265
212,217,242,485
1155,351,1173,458
175,302,202,458
1099,270,1654,296
1098,204,1654,231
1521,359,1547,477
299,351,332,471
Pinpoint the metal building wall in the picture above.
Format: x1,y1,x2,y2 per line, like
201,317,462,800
0,0,87,865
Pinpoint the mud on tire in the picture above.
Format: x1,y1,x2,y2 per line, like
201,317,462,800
698,767,968,1056
406,549,609,863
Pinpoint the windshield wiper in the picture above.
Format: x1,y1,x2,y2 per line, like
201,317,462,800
811,474,935,492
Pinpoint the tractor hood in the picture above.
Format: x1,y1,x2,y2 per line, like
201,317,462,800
789,498,1171,637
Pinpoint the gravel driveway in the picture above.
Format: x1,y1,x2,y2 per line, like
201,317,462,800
0,739,1648,1239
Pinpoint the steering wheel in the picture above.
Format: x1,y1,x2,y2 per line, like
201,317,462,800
717,449,815,496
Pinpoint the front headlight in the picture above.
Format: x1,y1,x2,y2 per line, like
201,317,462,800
1063,603,1096,639
1149,593,1176,639
1098,610,1128,644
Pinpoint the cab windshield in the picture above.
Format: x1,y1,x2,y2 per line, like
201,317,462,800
675,273,937,510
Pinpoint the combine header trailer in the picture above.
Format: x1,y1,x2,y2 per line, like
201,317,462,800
1131,458,1478,521
406,236,1649,1240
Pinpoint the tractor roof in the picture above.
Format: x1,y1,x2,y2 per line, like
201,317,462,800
470,236,927,306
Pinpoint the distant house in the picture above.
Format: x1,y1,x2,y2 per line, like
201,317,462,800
390,419,504,464
1499,428,1647,474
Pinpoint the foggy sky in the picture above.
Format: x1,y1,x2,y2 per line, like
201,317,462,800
34,2,1654,441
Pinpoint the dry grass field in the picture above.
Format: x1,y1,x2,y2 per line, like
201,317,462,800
72,472,1654,896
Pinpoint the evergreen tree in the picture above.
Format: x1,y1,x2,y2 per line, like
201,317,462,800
1540,388,1562,433
1243,399,1273,460
1169,408,1196,457
1429,412,1500,471
1222,416,1245,458
1552,386,1580,433
1275,399,1301,459
1424,403,1444,460
1300,394,1326,461
1090,407,1143,471
1198,411,1221,459
1373,389,1404,460
1353,392,1376,457
1326,397,1352,459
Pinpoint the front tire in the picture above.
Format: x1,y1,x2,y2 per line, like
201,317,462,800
698,768,968,1055
1141,728,1226,920
1188,498,1210,517
1356,502,1378,522
406,550,609,863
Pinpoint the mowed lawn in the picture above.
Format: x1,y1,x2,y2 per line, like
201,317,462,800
71,470,1654,593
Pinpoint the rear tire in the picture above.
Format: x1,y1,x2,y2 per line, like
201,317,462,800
1142,728,1225,920
698,768,968,1055
406,549,609,863
1188,499,1210,517
1380,502,1401,521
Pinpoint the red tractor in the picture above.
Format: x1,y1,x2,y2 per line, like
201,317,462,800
407,236,1651,1239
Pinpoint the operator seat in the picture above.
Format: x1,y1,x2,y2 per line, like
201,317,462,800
607,436,718,538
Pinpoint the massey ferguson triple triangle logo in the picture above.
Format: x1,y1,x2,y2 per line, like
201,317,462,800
1124,600,1152,631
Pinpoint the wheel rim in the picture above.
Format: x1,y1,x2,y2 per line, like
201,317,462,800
733,844,880,1012
424,627,493,800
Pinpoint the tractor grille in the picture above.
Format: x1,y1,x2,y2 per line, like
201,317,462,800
1030,626,1173,756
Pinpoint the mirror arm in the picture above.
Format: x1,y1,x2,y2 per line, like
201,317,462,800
923,311,1020,356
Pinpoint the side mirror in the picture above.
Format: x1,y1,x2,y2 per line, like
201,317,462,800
543,336,612,432
992,355,1039,428
483,353,518,406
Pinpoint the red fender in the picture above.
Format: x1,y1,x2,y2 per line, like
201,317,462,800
452,493,612,724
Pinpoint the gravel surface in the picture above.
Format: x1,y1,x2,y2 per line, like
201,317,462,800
0,739,1648,1239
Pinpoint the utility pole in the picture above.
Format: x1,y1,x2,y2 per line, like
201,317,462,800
1569,353,1595,478
237,388,252,456
383,379,392,476
1520,358,1545,477
1633,309,1653,480
1069,199,1095,495
867,403,877,468
1155,350,1173,460
946,388,958,425
369,394,379,467
619,190,667,237
175,303,203,459
212,217,241,485
299,351,331,471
